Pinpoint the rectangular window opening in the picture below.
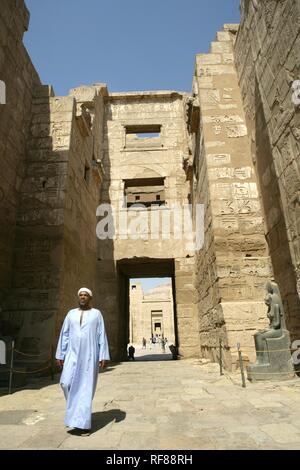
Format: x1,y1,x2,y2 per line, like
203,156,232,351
125,125,162,149
124,177,165,208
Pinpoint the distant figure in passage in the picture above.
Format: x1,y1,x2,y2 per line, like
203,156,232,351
128,345,135,360
142,337,147,349
169,344,178,360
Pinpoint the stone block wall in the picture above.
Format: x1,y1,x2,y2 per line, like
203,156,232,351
235,0,300,340
129,282,144,342
102,91,194,260
0,0,40,307
189,104,222,364
97,91,200,359
1,79,107,361
58,85,107,341
3,86,69,358
174,257,199,358
2,0,300,370
191,24,273,367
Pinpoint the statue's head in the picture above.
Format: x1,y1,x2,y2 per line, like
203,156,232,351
264,293,272,307
270,281,280,297
266,280,273,294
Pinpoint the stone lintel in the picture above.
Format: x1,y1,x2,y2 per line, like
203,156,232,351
107,90,187,101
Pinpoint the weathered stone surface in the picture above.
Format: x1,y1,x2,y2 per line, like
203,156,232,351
97,90,199,359
191,22,273,369
235,0,300,343
1,0,300,374
0,0,41,307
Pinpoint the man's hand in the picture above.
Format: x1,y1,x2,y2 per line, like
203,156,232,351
99,360,107,369
56,359,64,368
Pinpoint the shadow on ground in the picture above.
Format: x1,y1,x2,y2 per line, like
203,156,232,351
134,353,173,361
99,362,121,374
67,409,126,435
0,363,122,396
0,374,61,396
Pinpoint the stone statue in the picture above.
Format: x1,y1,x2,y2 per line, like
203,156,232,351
254,280,285,364
247,280,294,381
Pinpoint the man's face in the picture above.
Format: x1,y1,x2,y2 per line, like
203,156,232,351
78,292,91,307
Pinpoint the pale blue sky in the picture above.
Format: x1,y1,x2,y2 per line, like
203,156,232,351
24,0,240,96
130,278,171,293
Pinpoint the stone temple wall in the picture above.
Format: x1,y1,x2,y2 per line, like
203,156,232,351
2,85,67,358
190,24,273,368
0,0,40,309
1,81,107,361
1,0,300,371
234,0,300,341
0,2,108,363
96,91,199,360
57,85,107,343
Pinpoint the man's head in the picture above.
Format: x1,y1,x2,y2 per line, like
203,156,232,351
78,287,93,309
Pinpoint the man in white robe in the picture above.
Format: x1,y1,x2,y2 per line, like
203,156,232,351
56,287,110,435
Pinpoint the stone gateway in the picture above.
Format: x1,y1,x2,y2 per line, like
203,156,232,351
0,0,300,375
